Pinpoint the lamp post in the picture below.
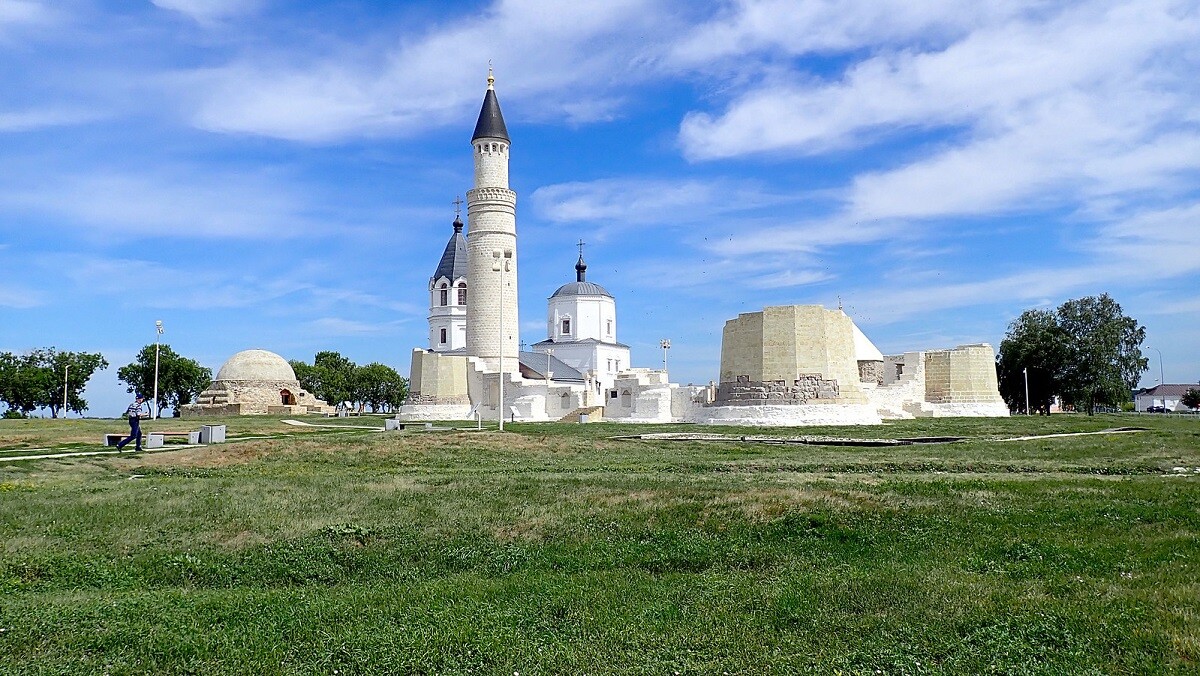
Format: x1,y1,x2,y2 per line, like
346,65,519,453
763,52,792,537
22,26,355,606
545,348,553,390
492,250,512,431
62,363,69,417
1023,367,1029,415
660,339,671,374
1149,346,1164,386
153,320,163,420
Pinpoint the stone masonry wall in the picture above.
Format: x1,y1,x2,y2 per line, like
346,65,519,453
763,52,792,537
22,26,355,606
924,344,1005,404
858,360,883,385
713,374,841,406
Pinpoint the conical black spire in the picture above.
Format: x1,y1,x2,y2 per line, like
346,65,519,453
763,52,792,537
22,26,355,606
471,69,509,142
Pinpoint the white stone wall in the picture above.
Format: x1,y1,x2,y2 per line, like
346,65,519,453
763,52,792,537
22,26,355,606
692,403,883,426
548,294,616,343
537,342,629,394
473,140,509,189
428,276,467,352
718,305,867,405
465,184,518,371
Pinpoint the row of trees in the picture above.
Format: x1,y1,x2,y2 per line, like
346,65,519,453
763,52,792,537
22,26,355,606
0,349,108,418
997,294,1149,415
116,345,211,418
2,345,407,418
290,351,408,413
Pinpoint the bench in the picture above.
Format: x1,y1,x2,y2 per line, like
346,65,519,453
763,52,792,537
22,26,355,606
104,433,136,447
146,431,202,448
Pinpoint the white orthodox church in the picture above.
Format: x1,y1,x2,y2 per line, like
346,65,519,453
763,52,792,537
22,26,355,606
400,72,1008,426
401,71,669,423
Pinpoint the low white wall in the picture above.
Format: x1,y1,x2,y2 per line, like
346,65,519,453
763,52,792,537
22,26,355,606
691,403,883,426
397,404,474,421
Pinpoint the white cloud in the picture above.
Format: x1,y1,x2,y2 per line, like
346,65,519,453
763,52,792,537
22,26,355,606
530,177,788,228
150,0,264,23
0,108,100,132
0,167,315,239
680,1,1198,161
0,0,50,25
669,0,1036,65
0,283,43,308
832,200,1200,325
306,317,396,336
180,0,671,140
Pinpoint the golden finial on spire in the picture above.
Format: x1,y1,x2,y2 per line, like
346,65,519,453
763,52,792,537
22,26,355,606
487,61,494,89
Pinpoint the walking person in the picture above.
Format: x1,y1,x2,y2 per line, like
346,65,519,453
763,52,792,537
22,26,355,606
116,394,149,452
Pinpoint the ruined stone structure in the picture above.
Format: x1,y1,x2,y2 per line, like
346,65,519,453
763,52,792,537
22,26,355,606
181,349,333,418
695,305,1009,425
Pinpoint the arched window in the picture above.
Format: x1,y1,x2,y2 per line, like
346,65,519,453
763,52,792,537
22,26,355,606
439,328,447,344
457,282,467,305
439,283,448,306
606,319,612,336
561,318,571,335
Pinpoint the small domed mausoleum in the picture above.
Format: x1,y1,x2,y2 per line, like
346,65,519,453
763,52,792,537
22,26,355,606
181,349,333,417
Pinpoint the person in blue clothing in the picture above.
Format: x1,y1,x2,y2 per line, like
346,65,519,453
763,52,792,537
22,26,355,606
116,394,149,452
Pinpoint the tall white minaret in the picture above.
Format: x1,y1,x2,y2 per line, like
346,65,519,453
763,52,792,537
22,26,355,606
465,68,519,372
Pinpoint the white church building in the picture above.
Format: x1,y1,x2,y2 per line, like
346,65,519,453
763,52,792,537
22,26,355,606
400,71,679,423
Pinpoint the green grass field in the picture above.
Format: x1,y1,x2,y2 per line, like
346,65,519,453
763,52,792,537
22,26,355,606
1,414,1198,674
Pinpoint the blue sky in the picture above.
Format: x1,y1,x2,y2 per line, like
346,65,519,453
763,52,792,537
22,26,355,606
2,0,1197,417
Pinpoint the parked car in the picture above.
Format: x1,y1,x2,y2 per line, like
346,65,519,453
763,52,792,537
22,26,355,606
1145,405,1167,413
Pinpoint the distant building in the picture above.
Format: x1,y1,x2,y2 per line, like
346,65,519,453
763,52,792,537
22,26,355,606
181,349,333,417
1133,384,1195,412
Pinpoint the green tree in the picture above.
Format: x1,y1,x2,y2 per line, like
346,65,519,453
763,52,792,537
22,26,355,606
997,309,1069,415
117,345,212,417
1182,388,1200,411
314,351,358,406
1055,294,1147,415
0,348,108,417
355,362,408,412
291,352,359,406
998,294,1147,416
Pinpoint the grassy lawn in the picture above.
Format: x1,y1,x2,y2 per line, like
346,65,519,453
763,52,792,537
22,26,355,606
1,414,1198,674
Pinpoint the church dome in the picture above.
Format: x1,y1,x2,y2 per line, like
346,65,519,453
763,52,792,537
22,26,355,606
216,349,297,382
551,249,612,298
550,281,613,298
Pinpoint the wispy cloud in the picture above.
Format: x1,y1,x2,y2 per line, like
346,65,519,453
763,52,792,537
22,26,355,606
0,283,44,309
0,165,319,239
306,317,399,336
0,108,99,132
178,0,671,140
0,0,52,26
150,0,265,23
530,177,790,230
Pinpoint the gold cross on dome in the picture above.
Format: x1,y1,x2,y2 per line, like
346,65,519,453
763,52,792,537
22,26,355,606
577,239,585,257
452,195,464,219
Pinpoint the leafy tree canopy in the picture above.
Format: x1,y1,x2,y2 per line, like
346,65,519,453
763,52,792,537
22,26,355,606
0,348,108,417
1182,388,1200,411
291,353,408,412
116,345,212,417
997,294,1147,415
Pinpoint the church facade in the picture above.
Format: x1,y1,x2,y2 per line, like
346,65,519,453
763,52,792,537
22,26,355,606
401,72,637,423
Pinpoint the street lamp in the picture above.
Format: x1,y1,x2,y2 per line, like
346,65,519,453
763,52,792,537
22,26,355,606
492,250,512,431
660,339,671,373
153,320,164,420
545,348,553,390
1149,346,1164,386
1023,367,1029,415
